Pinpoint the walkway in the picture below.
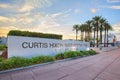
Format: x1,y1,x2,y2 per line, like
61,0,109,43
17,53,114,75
0,48,120,80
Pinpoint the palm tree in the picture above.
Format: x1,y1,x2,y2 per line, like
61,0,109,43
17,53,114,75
99,18,107,45
92,22,97,47
82,24,88,41
104,23,112,47
79,24,84,41
92,16,101,47
73,24,79,40
86,20,92,41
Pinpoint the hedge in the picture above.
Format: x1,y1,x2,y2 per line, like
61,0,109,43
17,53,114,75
55,50,97,60
0,50,97,71
7,30,62,39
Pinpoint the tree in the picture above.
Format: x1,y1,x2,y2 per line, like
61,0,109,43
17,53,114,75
79,24,84,41
99,18,107,45
92,16,101,47
82,24,88,41
92,22,97,47
73,24,79,40
86,20,92,41
104,23,112,47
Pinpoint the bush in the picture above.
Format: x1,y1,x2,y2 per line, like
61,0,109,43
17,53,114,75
42,56,55,63
8,57,32,68
8,30,62,39
32,56,54,64
0,56,54,71
75,51,84,57
81,51,90,56
0,44,7,50
89,50,97,55
55,53,64,60
64,51,77,58
0,58,5,62
0,50,97,71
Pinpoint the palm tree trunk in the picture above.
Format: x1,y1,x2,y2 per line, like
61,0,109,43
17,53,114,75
100,30,102,44
81,31,83,41
104,29,106,47
80,31,82,41
76,30,78,40
83,31,84,41
100,25,102,45
94,29,95,47
107,29,108,47
97,27,98,47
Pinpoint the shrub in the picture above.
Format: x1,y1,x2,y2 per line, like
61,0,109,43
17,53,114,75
55,53,64,60
64,51,77,58
32,56,54,64
8,57,32,68
0,50,97,71
81,51,90,56
0,58,5,62
42,56,54,63
0,44,7,50
8,30,62,39
89,50,96,55
75,51,84,57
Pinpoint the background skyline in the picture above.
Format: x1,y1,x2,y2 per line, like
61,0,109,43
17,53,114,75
0,0,120,39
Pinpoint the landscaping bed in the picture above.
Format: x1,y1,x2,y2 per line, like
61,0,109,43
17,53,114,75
0,50,97,71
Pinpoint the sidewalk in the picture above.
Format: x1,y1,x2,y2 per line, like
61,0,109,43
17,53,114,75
0,48,120,80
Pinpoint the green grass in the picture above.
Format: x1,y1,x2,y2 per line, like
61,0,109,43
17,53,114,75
0,50,97,71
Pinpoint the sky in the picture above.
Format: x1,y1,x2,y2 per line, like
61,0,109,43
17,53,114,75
0,0,120,39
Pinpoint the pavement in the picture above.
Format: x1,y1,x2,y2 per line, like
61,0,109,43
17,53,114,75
1,48,120,80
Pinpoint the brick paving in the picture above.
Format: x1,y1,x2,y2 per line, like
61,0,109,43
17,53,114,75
0,48,120,80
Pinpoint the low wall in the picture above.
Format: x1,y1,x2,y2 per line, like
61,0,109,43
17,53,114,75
8,36,90,58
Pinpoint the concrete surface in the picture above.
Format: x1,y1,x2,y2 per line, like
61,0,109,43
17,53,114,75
0,48,120,80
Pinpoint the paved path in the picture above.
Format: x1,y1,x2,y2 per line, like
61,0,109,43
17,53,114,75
1,48,120,80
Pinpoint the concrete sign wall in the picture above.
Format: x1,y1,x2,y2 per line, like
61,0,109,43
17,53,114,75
8,36,90,58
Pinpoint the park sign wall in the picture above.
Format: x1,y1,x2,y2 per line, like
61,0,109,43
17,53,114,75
7,36,90,58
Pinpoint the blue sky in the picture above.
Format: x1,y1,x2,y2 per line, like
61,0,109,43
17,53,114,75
0,0,120,39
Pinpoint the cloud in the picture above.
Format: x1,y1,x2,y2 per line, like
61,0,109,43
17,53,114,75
91,8,97,13
74,9,81,14
112,22,120,32
0,26,20,37
19,0,55,12
19,5,34,12
0,4,11,8
0,0,74,39
107,0,120,2
0,16,16,22
110,6,120,9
